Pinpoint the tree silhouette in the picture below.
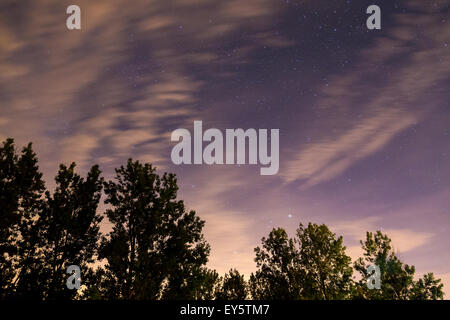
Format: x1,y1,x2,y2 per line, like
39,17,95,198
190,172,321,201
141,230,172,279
250,223,353,300
15,163,103,299
96,159,210,299
296,223,353,299
249,228,303,299
0,139,45,299
0,139,445,301
410,273,444,300
190,268,220,300
216,269,248,300
354,231,444,300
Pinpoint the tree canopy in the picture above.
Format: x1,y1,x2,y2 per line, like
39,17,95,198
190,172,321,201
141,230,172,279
97,159,210,299
0,139,445,300
249,223,353,299
353,231,444,300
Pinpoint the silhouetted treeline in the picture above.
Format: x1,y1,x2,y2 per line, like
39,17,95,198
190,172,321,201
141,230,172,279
0,139,444,300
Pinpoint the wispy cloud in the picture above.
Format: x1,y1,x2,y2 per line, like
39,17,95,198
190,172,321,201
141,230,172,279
281,1,450,187
332,216,435,262
282,110,417,186
0,0,290,175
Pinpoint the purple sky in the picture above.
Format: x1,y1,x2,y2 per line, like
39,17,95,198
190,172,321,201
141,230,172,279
1,0,449,295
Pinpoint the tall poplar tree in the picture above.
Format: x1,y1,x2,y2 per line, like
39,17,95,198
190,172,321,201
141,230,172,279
98,159,210,299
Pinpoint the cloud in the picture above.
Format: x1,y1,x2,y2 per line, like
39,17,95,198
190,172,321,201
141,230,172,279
384,229,433,254
281,2,450,187
331,217,434,262
282,110,417,186
1,0,448,286
0,1,294,277
0,0,292,178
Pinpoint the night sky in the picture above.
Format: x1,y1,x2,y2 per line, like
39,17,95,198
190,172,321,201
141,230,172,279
1,0,449,295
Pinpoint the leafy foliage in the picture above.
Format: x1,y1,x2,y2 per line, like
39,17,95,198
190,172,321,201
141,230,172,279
97,159,210,299
353,231,444,300
15,163,103,299
0,139,445,300
216,269,248,300
250,228,301,299
249,223,353,299
296,223,353,299
0,139,45,298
